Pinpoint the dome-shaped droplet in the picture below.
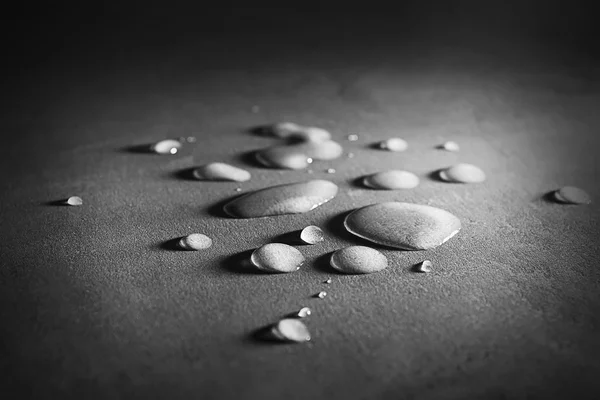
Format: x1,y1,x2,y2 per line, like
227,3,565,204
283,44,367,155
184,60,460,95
223,180,338,218
271,318,311,342
66,196,83,206
330,246,388,274
416,260,432,273
363,170,419,190
379,138,408,152
192,163,251,182
344,202,461,250
269,123,331,142
296,307,312,318
178,233,213,250
250,243,305,273
152,139,182,155
316,291,327,299
299,225,325,244
347,134,359,141
290,140,343,161
553,186,591,205
270,122,303,138
255,146,312,170
440,163,486,183
441,141,460,152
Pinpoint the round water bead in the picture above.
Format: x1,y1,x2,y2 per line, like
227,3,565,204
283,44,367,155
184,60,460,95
326,168,336,174
251,243,305,273
379,138,408,152
178,233,212,250
300,225,325,244
255,146,313,170
271,319,311,342
296,307,312,318
344,202,461,250
192,163,251,182
440,163,486,183
441,141,460,152
330,246,388,274
66,196,83,206
416,260,432,273
553,186,591,205
347,134,359,141
152,139,182,155
316,291,327,299
363,170,419,190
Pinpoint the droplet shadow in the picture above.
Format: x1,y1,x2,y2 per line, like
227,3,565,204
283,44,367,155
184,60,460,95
367,142,383,150
159,238,182,251
245,324,289,345
248,125,272,137
120,144,153,154
237,150,267,169
428,169,448,183
312,251,338,274
44,199,70,206
173,167,197,181
206,193,246,218
348,176,368,189
539,190,559,204
271,230,305,245
220,249,266,274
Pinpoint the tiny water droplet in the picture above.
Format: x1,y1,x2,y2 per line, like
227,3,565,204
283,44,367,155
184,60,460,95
316,291,327,299
324,278,332,284
151,139,183,155
307,170,314,174
307,158,314,164
296,307,312,318
271,319,311,342
192,163,251,182
347,134,359,141
66,196,83,206
553,186,591,205
178,233,213,250
299,225,325,244
187,136,197,143
330,246,388,274
440,163,486,183
363,170,419,190
235,187,242,192
379,138,408,152
441,141,459,152
326,168,336,174
416,260,432,273
169,147,178,154
347,152,355,158
250,243,305,273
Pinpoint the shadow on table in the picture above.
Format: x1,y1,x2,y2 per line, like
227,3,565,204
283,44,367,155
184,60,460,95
206,193,246,218
173,167,196,181
428,169,448,183
120,144,154,154
219,249,266,274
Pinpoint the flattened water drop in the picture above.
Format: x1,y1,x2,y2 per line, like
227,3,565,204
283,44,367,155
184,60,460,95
553,186,591,204
296,307,312,318
152,139,182,155
223,180,338,218
192,163,251,182
271,319,311,342
416,260,432,273
256,146,312,170
379,138,408,152
441,141,460,152
250,243,305,273
344,202,461,250
440,163,486,183
178,233,213,250
269,123,331,142
330,246,388,274
66,196,83,206
363,170,419,190
299,225,325,244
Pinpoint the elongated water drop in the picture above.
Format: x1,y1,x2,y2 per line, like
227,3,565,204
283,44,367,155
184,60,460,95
152,139,182,155
300,225,325,244
296,307,312,318
440,163,486,183
192,163,251,182
347,134,359,142
66,196,83,206
441,141,460,152
553,186,591,205
255,146,312,170
178,233,212,250
363,170,419,190
250,243,305,273
271,319,311,342
379,138,407,152
330,246,388,274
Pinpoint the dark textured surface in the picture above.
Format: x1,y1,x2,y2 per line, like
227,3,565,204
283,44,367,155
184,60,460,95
2,2,600,399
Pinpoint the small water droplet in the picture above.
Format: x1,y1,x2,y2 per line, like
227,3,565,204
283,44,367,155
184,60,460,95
326,168,336,174
271,319,311,342
440,163,486,183
169,147,178,154
250,243,305,273
330,246,388,274
347,134,359,141
66,196,83,206
316,291,327,299
256,147,312,170
299,225,325,244
378,138,408,152
553,186,591,205
296,307,312,318
324,278,332,284
307,169,314,174
152,139,183,155
441,141,459,152
192,162,251,182
307,157,314,164
363,170,419,190
235,187,242,192
178,233,213,250
416,260,432,273
347,152,355,158
187,136,197,143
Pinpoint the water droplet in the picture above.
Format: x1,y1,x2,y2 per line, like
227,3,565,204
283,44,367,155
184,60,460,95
347,134,359,141
255,147,312,170
344,202,461,250
235,187,242,192
379,138,408,152
416,260,432,273
269,123,331,142
192,162,251,182
152,139,182,155
316,291,327,299
250,243,305,273
363,170,419,190
178,233,213,250
296,307,312,318
66,196,83,206
553,186,591,204
223,180,338,218
324,278,332,284
441,141,459,152
293,140,343,160
326,168,336,174
299,225,325,244
270,122,303,138
307,158,314,164
347,152,355,158
440,163,486,183
330,246,388,274
271,319,311,342
187,136,197,143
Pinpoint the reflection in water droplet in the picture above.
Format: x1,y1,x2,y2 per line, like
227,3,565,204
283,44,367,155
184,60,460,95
363,170,419,190
192,163,251,182
271,319,311,342
66,196,83,206
347,134,359,141
441,141,459,152
553,186,592,205
300,225,325,244
178,233,213,250
152,139,182,155
326,168,336,174
416,260,432,273
316,291,327,299
440,163,486,183
297,307,312,318
379,138,407,152
330,246,388,274
250,243,305,273
344,202,461,250
223,180,338,218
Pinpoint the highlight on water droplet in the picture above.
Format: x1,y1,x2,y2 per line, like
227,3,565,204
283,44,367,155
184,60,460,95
178,233,213,251
553,186,591,205
347,134,359,142
151,139,182,155
192,162,251,182
316,291,327,299
250,243,305,273
330,246,388,274
299,225,325,245
296,307,312,318
439,163,486,183
415,260,432,273
271,318,311,343
378,138,408,152
326,168,336,174
440,141,459,152
66,196,83,206
235,187,242,192
324,278,332,284
363,170,419,190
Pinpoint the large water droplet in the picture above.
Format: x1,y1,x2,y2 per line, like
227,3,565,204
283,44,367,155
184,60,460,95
344,202,461,250
553,186,592,204
178,233,213,250
440,163,486,183
256,146,312,170
66,196,83,206
152,139,182,155
363,170,419,190
330,246,388,274
379,138,407,152
223,180,338,218
296,307,312,318
271,319,311,342
192,163,251,182
299,225,325,244
250,243,305,273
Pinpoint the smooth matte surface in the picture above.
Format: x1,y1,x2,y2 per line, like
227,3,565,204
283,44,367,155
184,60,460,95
2,2,600,400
